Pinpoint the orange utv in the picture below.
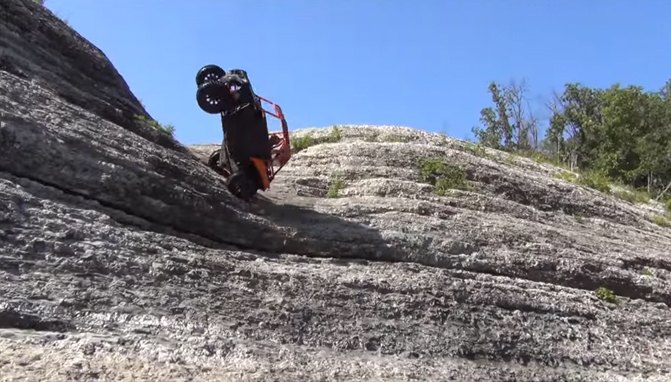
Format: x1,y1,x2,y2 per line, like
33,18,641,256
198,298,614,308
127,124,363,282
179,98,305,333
195,64,291,200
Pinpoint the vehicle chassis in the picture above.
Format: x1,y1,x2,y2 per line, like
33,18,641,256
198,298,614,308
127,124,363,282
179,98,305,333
195,65,291,200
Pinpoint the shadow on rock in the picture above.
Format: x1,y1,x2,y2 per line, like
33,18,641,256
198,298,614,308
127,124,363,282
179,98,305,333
250,195,407,264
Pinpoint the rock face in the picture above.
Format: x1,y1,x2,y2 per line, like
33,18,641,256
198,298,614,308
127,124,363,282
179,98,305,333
1,1,671,380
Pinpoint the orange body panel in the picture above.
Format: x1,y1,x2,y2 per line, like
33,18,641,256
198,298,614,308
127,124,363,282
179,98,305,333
250,157,271,190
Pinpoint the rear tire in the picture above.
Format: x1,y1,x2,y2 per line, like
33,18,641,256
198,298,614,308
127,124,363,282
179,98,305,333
227,170,259,200
196,65,226,86
196,81,233,114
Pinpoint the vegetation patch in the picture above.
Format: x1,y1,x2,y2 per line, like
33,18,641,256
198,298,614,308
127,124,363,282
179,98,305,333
666,199,671,212
292,125,343,153
613,188,650,204
557,168,654,205
292,133,316,153
329,125,342,142
517,150,570,170
595,287,619,304
652,215,671,228
462,142,489,158
134,115,175,137
327,175,346,198
578,171,611,194
435,134,450,146
469,78,671,206
556,171,579,183
419,158,469,195
556,169,611,194
363,133,380,142
381,134,412,143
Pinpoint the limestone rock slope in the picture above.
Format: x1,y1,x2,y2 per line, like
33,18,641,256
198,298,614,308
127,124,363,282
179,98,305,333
1,1,671,381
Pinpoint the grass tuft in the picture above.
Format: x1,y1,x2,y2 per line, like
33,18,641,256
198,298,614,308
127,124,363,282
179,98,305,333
292,133,316,153
517,150,569,169
327,175,346,198
578,171,611,194
556,171,579,183
381,134,412,143
419,158,469,195
652,215,671,228
292,125,343,153
613,188,650,204
463,142,488,158
134,115,175,137
329,125,342,142
595,287,619,304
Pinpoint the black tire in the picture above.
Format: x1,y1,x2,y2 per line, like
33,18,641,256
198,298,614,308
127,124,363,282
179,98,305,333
207,149,226,175
207,149,221,167
196,65,226,86
227,171,258,200
196,81,233,114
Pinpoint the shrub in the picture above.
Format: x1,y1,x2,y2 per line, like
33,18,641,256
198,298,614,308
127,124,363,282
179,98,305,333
434,134,449,146
578,171,611,193
292,126,343,153
595,287,619,304
419,158,469,195
134,115,175,138
159,123,175,136
434,176,466,196
613,188,650,204
504,155,517,166
518,150,568,169
327,176,346,198
364,133,379,142
666,199,671,212
652,215,670,228
557,171,578,183
463,142,488,158
292,133,316,153
382,134,412,143
328,125,342,142
556,169,617,195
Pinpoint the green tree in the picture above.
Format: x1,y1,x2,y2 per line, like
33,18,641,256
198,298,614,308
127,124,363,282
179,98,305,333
472,77,671,197
542,79,671,194
473,107,502,149
472,80,538,151
644,80,671,196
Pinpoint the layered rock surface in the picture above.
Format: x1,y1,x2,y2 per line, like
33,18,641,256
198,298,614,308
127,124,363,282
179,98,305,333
2,0,671,380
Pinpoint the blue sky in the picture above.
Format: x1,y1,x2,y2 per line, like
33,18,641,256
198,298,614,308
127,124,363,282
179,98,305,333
44,0,670,145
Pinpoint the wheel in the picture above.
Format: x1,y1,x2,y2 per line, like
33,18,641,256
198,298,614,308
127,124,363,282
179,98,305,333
207,149,230,176
268,134,281,147
196,81,233,114
196,65,226,86
227,171,258,200
207,149,221,168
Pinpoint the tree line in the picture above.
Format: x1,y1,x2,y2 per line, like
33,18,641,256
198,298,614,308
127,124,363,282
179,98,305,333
472,78,671,200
